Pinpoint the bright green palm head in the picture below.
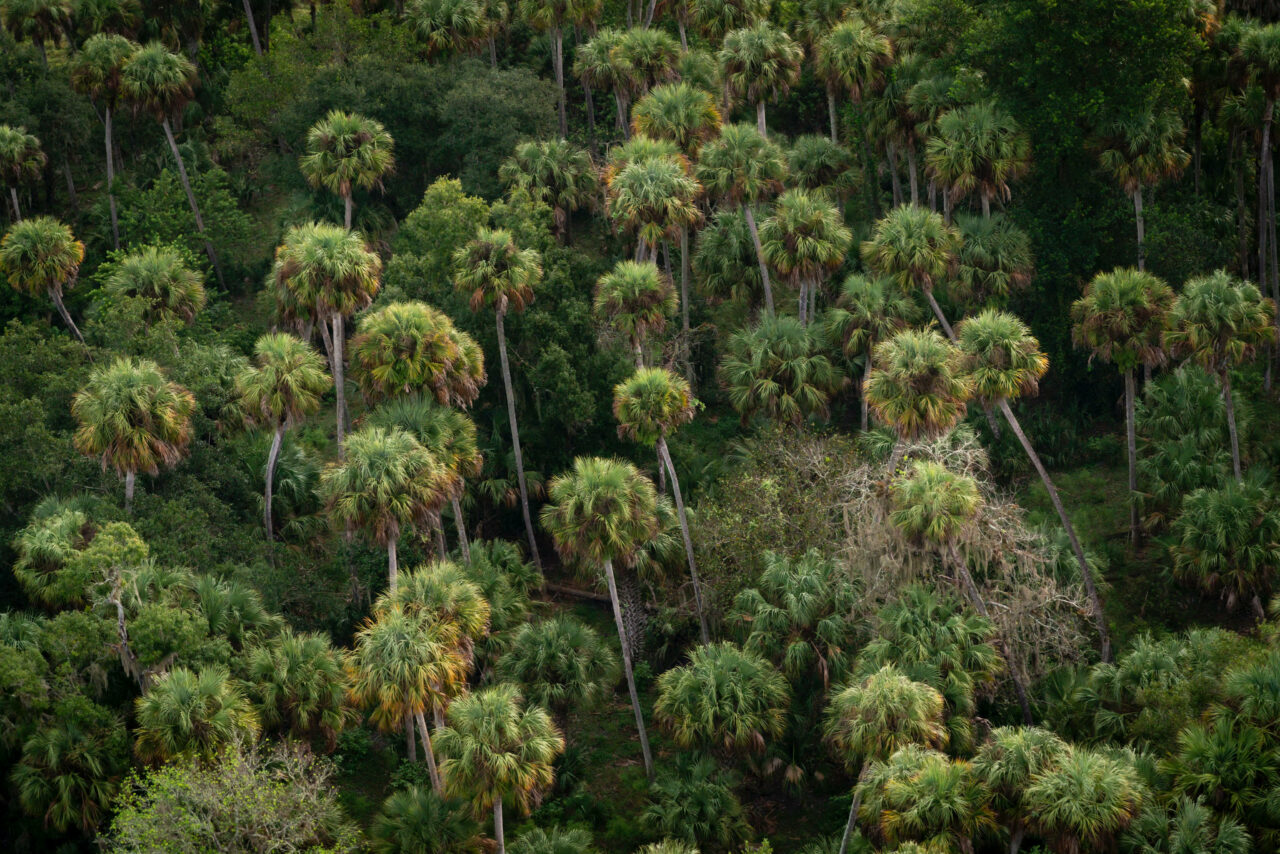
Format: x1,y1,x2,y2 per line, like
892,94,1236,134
889,459,982,547
865,328,970,441
594,260,677,350
299,109,396,200
955,308,1048,405
862,205,961,295
823,664,949,765
235,332,330,428
103,245,206,323
541,456,660,567
613,367,698,446
273,222,382,318
0,216,83,299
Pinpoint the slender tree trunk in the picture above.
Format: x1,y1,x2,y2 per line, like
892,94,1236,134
243,0,264,55
62,157,77,208
680,226,692,385
943,187,953,224
497,307,543,569
493,799,506,854
553,27,567,139
634,340,644,369
887,439,904,474
414,711,443,792
48,288,84,343
757,101,767,138
1124,369,1138,547
1223,369,1243,482
809,275,818,322
981,188,991,219
644,0,658,26
861,354,871,432
678,20,687,50
1133,187,1145,271
1008,826,1025,854
435,522,448,559
952,545,1034,725
798,280,808,324
388,535,399,593
1260,99,1274,291
406,717,417,762
1268,153,1280,380
332,313,348,456
109,591,146,690
743,204,775,315
1235,131,1250,279
923,287,955,340
928,179,937,212
583,81,598,157
344,193,353,230
603,557,655,780
452,496,471,562
8,186,19,221
997,398,1111,662
659,437,709,644
827,89,839,144
162,117,224,287
105,106,120,249
906,145,919,206
124,470,136,514
887,142,903,207
837,765,870,854
265,424,284,541
490,36,498,67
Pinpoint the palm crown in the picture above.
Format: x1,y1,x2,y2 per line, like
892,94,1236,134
368,395,484,482
824,664,949,765
688,0,770,41
1164,270,1275,372
759,187,852,285
825,273,920,358
0,216,84,300
541,456,660,567
594,261,677,355
889,459,982,547
631,83,723,156
719,21,803,107
925,101,1032,212
606,155,702,251
133,666,260,764
613,367,698,446
273,222,382,319
720,314,844,425
235,332,330,429
696,123,787,205
955,309,1048,405
350,301,486,406
102,245,206,323
498,139,598,232
71,33,138,105
815,18,892,103
862,205,961,296
120,42,197,119
0,124,47,187
453,227,543,314
299,110,396,202
865,328,970,441
1070,268,1174,373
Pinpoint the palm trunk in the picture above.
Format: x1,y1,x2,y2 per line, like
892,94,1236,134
493,799,506,854
1008,825,1025,854
837,765,869,854
8,186,19,221
886,141,903,207
659,437,709,644
997,398,1111,661
743,204,775,315
861,353,872,432
344,193,353,230
923,286,956,340
756,101,767,138
161,117,224,287
452,496,471,562
952,544,1034,725
497,307,543,569
906,145,919,206
1223,369,1243,482
388,535,399,593
48,287,84,343
583,80,598,157
1133,187,1145,271
887,439,904,473
1235,131,1250,278
105,106,119,249
644,0,658,26
827,89,839,143
489,36,498,67
109,589,146,690
243,0,264,55
1268,153,1280,378
1124,369,1138,547
124,470,136,514
1260,99,1274,290
553,27,567,139
603,557,655,780
435,521,448,559
406,717,417,761
981,188,991,219
809,276,818,322
414,711,443,792
798,280,808,324
678,20,687,50
680,226,692,384
332,313,348,456
265,424,284,541
928,179,937,212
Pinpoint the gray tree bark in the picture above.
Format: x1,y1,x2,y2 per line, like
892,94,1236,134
497,307,543,569
603,557,655,780
659,437,709,644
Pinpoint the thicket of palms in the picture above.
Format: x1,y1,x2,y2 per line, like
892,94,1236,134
721,314,844,425
0,124,46,221
499,139,598,240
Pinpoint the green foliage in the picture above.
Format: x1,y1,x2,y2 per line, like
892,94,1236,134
495,615,619,713
370,786,484,854
641,756,752,852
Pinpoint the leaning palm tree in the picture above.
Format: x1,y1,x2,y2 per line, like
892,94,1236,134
0,216,86,342
862,205,962,339
719,21,803,138
614,367,709,642
696,123,788,314
299,110,396,230
71,33,138,249
0,124,45,221
321,425,453,592
594,260,677,368
824,665,949,854
1024,747,1147,854
971,727,1068,854
759,187,852,324
121,43,222,285
498,139,598,241
519,0,600,138
541,456,660,780
1071,268,1174,544
824,273,920,430
72,357,196,513
349,301,486,408
133,666,261,764
435,684,565,854
720,314,845,426
1165,270,1276,482
495,615,620,716
814,17,892,144
925,101,1032,220
956,309,1112,661
234,333,330,540
454,228,545,569
102,245,207,324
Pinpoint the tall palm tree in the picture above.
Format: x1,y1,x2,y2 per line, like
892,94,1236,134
273,222,382,451
862,205,962,339
0,0,72,66
1171,477,1280,615
71,33,138,249
787,135,858,198
889,459,1033,724
495,615,619,716
11,496,93,607
867,747,996,852
435,684,565,854
520,0,601,138
1239,23,1280,295
1071,268,1174,544
1024,747,1147,854
825,273,920,430
614,367,708,642
971,727,1068,854
631,82,723,156
0,216,86,343
720,314,845,425
133,666,261,764
956,309,1112,661
454,227,545,569
72,357,195,512
815,18,892,144
235,333,330,541
541,456,661,780
925,101,1032,221
606,153,702,263
824,665,948,854
300,110,396,231
499,139,599,241
378,562,491,659
102,245,207,324
1095,108,1190,270
350,301,486,408
615,27,681,97
719,21,803,138
759,187,852,324
952,213,1034,305
594,260,677,367
687,0,769,43
696,124,788,314
574,28,633,138
0,125,45,222
691,208,763,307
121,43,223,285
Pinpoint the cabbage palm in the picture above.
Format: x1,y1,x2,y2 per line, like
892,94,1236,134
454,227,544,568
509,826,597,854
862,205,962,339
495,615,620,714
1071,268,1174,543
0,124,45,222
378,562,491,658
520,0,601,138
971,727,1069,854
103,245,206,324
594,260,677,367
787,135,858,198
824,273,920,430
11,496,92,607
541,456,660,780
952,213,1034,305
12,705,128,834
235,332,330,540
720,314,844,425
1165,270,1275,481
299,110,396,230
925,101,1031,220
873,748,996,853
370,786,485,854
1024,747,1147,854
697,124,788,314
1241,23,1280,295
641,755,752,850
410,0,490,58
815,18,892,143
719,21,803,138
499,139,598,240
133,666,261,764
246,628,352,752
0,0,71,67
1120,795,1251,854
435,684,565,854
759,187,852,323
72,356,196,512
632,82,722,156
350,301,486,408
574,28,633,136
692,208,763,306
606,154,702,262
687,0,769,42
615,28,681,97
0,216,86,343
71,34,137,249
956,309,1111,661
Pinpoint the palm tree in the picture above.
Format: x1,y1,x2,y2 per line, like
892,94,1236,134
1071,268,1174,543
889,459,1033,724
435,684,565,854
1024,747,1147,854
862,205,962,339
499,139,599,241
720,314,845,425
509,826,598,854
410,0,490,58
102,245,206,324
759,187,852,323
0,124,45,222
692,208,763,307
0,216,86,342
815,18,892,144
606,153,702,263
696,123,788,314
11,496,93,607
971,727,1069,854
234,333,330,541
454,227,545,569
574,28,633,138
869,747,996,852
952,214,1034,305
378,562,491,661
246,628,352,752
71,33,137,249
594,260,677,367
925,101,1031,221
825,273,920,430
956,309,1112,661
632,82,723,156
614,367,708,642
824,665,949,854
347,605,468,792
133,666,261,764
519,0,600,138
370,787,485,854
641,756,752,850
719,21,803,138
495,615,620,715
72,357,195,512
12,706,127,835
121,43,223,285
1165,270,1275,482
299,110,396,231
1095,108,1190,270
1241,23,1280,300
0,0,71,66
273,221,382,451
541,456,661,780
1121,795,1250,854
350,301,486,407
615,28,681,97
687,0,769,42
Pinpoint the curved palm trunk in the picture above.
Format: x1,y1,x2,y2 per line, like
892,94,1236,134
552,27,567,139
743,205,775,315
332,313,348,456
1124,369,1139,546
105,105,120,249
243,0,264,55
452,496,472,562
493,799,506,854
951,544,1034,725
414,711,443,792
265,424,285,541
496,307,543,569
161,117,224,288
756,101,768,138
922,286,956,340
1132,187,1145,271
49,287,84,343
1222,368,1243,482
997,398,1111,661
388,535,399,593
659,437,709,644
124,470,136,514
837,764,870,854
603,557,655,780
